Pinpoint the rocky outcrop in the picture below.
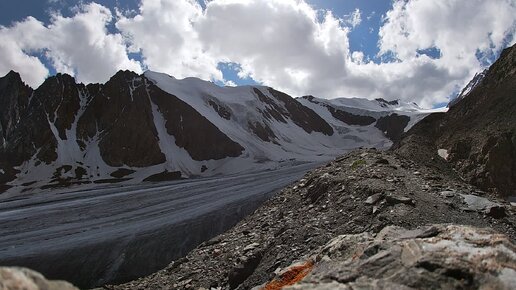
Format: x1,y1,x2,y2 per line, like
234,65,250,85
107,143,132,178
328,106,376,126
0,72,58,165
0,71,33,190
395,43,516,198
248,88,334,143
0,71,32,151
77,71,166,167
266,89,334,136
248,121,278,143
0,267,78,290
448,69,487,107
283,224,516,290
375,113,410,142
150,82,244,161
302,96,376,126
375,98,400,107
109,149,516,290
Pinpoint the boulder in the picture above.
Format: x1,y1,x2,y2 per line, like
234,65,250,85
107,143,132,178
285,225,516,290
0,267,78,290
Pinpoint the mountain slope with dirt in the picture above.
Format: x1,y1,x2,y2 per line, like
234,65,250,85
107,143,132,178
394,43,516,198
109,148,515,290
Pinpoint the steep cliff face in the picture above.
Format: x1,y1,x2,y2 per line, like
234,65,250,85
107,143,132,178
375,113,410,142
77,71,166,168
394,44,516,198
0,71,34,191
0,71,32,152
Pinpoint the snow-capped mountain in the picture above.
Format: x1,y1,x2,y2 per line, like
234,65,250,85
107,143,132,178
448,69,487,107
0,70,433,196
298,96,444,142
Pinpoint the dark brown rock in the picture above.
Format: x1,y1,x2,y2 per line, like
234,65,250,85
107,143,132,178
78,71,166,167
208,99,232,120
228,253,262,289
327,106,376,126
375,113,410,142
485,205,506,219
110,168,136,179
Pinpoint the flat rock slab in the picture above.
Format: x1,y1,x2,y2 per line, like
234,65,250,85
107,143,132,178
461,194,499,211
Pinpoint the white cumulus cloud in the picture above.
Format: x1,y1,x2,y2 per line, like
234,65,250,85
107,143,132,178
1,0,515,108
0,2,142,87
116,0,222,82
377,0,516,106
195,0,350,96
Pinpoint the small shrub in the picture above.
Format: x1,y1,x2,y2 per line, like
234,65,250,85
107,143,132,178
351,159,366,169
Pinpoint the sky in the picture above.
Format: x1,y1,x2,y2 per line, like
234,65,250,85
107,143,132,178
0,0,515,108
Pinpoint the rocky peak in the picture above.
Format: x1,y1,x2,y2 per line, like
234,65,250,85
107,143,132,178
35,73,83,140
0,71,33,148
448,69,487,107
110,70,140,81
375,97,399,107
2,70,23,83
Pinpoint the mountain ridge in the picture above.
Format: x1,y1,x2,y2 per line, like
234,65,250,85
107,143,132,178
0,70,432,197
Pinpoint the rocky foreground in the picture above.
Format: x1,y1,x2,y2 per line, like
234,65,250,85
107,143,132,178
277,224,516,290
0,267,78,290
103,148,515,290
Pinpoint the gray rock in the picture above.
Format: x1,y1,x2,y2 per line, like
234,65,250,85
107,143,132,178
365,193,383,205
385,194,414,206
243,242,260,252
284,225,516,290
461,194,501,212
440,190,455,198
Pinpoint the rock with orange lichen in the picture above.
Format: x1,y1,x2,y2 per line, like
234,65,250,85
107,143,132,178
258,260,314,290
284,224,516,290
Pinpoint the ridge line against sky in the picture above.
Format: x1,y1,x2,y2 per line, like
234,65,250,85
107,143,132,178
0,0,515,108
